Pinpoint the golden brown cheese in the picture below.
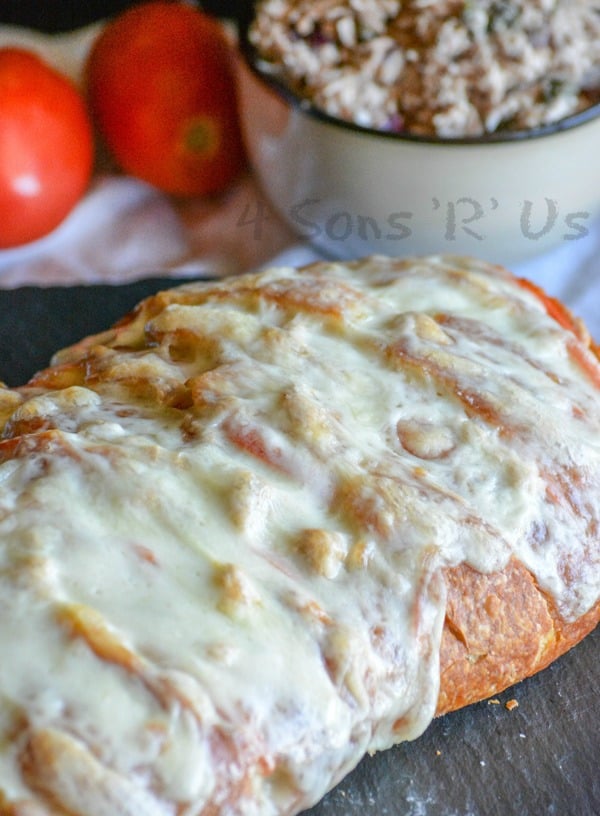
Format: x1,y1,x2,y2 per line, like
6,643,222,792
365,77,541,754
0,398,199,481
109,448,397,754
0,255,598,816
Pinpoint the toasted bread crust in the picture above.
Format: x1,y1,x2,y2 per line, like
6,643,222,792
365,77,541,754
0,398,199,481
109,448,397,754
437,559,600,716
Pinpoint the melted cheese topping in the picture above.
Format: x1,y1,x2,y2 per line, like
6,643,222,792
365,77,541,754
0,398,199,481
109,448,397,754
0,255,599,815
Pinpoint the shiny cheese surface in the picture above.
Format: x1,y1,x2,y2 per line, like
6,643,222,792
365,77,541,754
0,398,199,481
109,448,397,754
0,255,599,815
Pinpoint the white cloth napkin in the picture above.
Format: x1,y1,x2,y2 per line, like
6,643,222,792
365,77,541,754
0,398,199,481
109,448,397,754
0,176,196,286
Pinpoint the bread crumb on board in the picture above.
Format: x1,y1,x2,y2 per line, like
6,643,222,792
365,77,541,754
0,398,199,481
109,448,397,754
487,697,519,710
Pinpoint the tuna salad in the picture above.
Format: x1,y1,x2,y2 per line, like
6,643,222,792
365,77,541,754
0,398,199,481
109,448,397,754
249,0,600,137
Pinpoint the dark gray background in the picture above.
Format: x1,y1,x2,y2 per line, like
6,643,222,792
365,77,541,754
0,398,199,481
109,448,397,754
0,0,242,31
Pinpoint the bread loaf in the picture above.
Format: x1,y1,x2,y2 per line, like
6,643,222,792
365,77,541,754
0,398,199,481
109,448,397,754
0,255,598,815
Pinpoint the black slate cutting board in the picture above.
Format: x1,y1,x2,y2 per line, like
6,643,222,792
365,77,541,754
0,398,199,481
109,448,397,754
0,279,598,816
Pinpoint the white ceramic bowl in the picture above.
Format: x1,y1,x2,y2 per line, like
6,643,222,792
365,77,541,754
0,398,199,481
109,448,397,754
236,9,600,266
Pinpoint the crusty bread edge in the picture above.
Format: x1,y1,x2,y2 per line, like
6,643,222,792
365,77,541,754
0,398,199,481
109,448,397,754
437,333,599,716
437,558,599,716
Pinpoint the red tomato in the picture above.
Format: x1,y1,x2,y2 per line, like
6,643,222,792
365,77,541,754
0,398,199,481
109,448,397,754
0,48,94,249
86,1,246,197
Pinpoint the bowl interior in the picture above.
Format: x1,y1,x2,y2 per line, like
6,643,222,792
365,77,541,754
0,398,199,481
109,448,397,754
237,2,600,145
